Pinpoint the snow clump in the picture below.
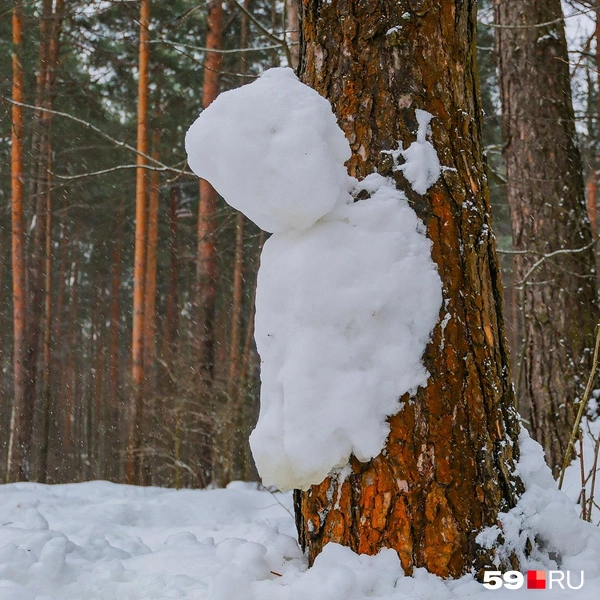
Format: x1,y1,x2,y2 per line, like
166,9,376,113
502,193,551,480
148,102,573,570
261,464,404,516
186,67,443,491
185,67,352,233
395,108,441,195
252,175,442,490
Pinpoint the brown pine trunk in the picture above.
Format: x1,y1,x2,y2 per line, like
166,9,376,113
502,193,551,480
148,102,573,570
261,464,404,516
26,0,60,475
294,0,522,578
109,212,124,406
495,0,599,475
195,0,223,384
39,0,64,484
53,224,67,466
165,187,180,366
7,0,30,483
144,131,161,381
228,1,249,387
64,244,79,475
127,0,151,484
239,231,264,482
228,217,245,379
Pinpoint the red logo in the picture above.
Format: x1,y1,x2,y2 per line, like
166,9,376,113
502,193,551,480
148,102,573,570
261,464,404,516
527,570,546,590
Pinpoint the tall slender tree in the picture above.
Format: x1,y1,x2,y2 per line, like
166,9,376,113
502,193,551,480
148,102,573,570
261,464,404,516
294,0,522,577
144,129,161,383
7,0,29,483
195,0,223,385
39,0,65,484
494,0,599,474
127,0,151,484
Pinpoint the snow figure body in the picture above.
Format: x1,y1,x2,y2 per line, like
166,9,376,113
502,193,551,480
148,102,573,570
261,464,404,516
186,68,442,491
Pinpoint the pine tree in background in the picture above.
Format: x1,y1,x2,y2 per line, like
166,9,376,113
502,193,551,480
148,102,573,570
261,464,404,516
126,0,151,485
494,0,599,475
7,0,29,483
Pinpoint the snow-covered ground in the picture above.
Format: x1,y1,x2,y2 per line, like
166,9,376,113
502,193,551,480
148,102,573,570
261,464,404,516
2,427,600,600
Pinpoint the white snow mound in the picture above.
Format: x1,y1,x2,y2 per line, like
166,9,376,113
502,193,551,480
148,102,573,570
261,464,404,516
185,67,352,233
251,175,442,490
477,427,600,577
186,68,442,491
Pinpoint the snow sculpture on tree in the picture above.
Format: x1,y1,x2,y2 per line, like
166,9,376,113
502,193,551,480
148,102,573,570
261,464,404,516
186,68,442,491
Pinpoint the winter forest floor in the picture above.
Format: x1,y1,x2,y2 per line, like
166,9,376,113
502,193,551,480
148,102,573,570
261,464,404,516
1,424,600,599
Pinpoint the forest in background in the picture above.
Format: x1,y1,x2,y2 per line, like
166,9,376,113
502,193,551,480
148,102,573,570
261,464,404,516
0,0,598,494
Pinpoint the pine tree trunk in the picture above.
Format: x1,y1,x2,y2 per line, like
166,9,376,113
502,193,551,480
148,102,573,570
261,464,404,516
109,206,124,481
165,187,180,368
26,0,60,475
144,131,161,384
127,0,151,484
494,0,599,475
229,1,249,388
39,0,64,485
195,0,223,384
294,0,522,577
65,242,79,478
53,224,67,477
7,0,30,483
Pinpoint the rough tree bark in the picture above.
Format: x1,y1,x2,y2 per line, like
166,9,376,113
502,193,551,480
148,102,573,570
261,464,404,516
294,0,522,578
126,0,151,484
494,0,599,474
7,0,30,483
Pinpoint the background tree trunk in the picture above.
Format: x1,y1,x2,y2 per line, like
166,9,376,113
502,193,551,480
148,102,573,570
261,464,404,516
127,0,151,485
195,0,224,485
144,130,161,386
7,0,30,483
294,0,522,578
494,0,599,475
39,0,65,484
195,0,223,386
286,0,300,70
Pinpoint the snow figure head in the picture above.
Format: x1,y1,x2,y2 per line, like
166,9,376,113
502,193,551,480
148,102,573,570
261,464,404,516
186,68,443,491
185,68,352,233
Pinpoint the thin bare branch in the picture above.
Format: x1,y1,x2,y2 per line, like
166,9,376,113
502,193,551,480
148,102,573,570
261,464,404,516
512,239,599,287
559,324,600,490
3,97,178,172
51,163,193,181
482,6,594,29
149,39,289,54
